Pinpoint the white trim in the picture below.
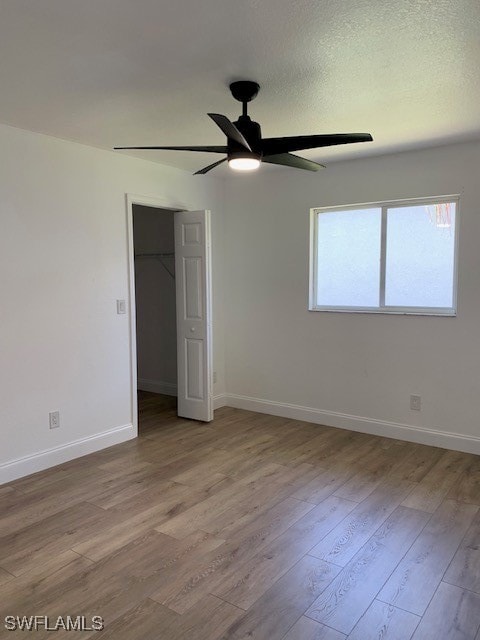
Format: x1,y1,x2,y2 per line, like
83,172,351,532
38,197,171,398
138,378,178,396
452,196,461,313
213,394,227,410
224,393,480,455
308,306,456,316
312,194,461,213
308,207,317,311
126,192,195,212
126,195,139,439
379,206,387,307
206,212,214,420
0,424,136,485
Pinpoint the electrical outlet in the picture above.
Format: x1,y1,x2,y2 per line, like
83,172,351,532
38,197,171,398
213,371,217,384
49,411,60,429
116,299,126,314
410,395,421,411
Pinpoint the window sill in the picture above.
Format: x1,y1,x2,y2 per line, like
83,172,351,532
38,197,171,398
309,307,456,317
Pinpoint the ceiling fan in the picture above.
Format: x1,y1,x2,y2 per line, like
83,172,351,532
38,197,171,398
115,81,373,174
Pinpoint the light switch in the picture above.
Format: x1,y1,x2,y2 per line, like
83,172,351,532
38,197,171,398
116,299,126,314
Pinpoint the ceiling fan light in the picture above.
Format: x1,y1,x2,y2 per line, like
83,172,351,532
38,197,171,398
228,157,261,171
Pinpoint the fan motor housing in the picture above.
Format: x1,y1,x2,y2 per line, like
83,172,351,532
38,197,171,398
229,115,263,160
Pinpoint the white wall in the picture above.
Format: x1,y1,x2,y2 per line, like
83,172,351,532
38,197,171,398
133,205,177,396
223,141,480,453
0,123,226,483
3,123,479,486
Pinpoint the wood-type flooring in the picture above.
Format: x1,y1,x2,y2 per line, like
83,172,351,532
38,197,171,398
1,392,479,639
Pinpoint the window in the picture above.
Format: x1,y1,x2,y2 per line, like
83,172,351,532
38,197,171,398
309,197,458,315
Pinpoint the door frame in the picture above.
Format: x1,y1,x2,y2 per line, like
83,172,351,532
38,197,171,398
125,192,197,436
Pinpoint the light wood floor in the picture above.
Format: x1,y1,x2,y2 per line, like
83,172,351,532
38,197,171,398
1,392,480,639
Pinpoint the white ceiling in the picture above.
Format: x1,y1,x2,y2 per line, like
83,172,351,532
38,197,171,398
1,0,479,173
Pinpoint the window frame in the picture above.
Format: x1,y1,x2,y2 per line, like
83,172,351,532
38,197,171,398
309,195,460,316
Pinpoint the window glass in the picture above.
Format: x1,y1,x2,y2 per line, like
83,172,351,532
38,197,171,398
311,198,457,314
316,208,381,307
385,204,456,308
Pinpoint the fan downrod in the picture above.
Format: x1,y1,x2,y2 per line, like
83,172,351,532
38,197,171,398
230,81,260,117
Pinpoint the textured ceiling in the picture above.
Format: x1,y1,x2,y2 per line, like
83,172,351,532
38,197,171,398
1,0,479,173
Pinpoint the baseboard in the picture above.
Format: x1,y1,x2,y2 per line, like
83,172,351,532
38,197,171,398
138,378,177,397
0,423,136,485
225,393,480,455
213,394,227,410
4,394,476,486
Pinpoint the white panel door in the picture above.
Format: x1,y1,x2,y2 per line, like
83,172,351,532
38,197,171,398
174,210,213,421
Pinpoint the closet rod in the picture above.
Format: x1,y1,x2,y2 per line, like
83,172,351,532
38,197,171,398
134,252,174,258
134,252,175,279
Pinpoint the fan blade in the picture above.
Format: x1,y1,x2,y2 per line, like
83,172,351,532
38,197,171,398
114,145,228,153
194,158,227,175
263,153,325,172
261,133,373,155
207,114,252,151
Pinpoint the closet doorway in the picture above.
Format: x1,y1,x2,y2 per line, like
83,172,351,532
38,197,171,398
133,204,178,405
127,195,214,433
